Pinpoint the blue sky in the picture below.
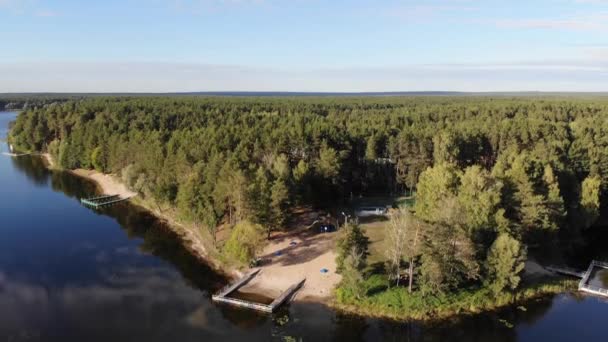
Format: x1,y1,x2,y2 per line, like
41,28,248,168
1,0,607,92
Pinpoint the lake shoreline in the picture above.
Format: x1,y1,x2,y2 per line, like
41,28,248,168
39,153,343,304
37,153,582,322
40,153,243,281
332,278,578,322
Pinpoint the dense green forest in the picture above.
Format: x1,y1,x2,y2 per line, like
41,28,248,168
9,96,608,315
0,95,74,111
11,96,608,227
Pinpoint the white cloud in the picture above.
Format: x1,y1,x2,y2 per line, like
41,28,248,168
0,268,226,338
586,47,608,60
0,0,29,12
34,9,58,17
496,15,608,31
0,60,606,92
575,0,608,4
167,0,277,13
495,12,608,31
0,0,60,16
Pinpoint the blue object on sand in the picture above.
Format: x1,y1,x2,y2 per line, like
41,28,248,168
320,268,329,273
275,251,282,256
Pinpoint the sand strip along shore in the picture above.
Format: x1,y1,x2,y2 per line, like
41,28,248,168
40,154,340,303
40,154,225,272
70,169,137,199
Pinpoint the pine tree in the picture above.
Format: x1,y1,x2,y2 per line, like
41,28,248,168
414,163,460,223
485,233,527,294
317,142,341,183
543,165,565,230
336,223,369,272
580,175,601,229
270,178,290,238
457,165,503,234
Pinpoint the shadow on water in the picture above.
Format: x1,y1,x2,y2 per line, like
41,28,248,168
10,155,55,187
83,181,226,291
7,155,608,342
11,155,228,293
4,119,608,340
108,203,228,292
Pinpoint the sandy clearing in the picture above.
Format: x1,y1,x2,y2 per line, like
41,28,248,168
238,224,342,301
41,153,136,199
40,153,340,302
71,169,137,199
41,153,55,168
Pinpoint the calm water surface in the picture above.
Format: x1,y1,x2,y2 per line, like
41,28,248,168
1,111,607,341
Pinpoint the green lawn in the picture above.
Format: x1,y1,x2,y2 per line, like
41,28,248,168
395,196,416,208
351,195,416,267
361,217,390,266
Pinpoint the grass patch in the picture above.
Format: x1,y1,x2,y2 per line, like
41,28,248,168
335,276,577,321
395,196,416,208
362,219,390,265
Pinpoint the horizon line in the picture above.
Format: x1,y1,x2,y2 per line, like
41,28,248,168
2,90,608,97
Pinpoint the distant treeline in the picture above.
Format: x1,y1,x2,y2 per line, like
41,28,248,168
9,96,608,240
0,95,75,111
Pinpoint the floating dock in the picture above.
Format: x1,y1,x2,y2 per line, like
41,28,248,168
1,152,31,157
80,194,130,208
547,260,608,298
579,260,608,297
212,270,305,313
546,266,586,278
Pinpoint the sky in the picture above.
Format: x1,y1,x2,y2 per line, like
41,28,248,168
0,0,607,92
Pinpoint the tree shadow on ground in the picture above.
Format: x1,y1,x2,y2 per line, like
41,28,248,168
256,204,339,267
260,229,336,267
357,216,389,225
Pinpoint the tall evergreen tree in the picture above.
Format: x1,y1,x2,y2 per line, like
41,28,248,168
485,233,527,294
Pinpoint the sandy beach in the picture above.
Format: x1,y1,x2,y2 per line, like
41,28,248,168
70,168,137,199
40,153,224,269
40,153,340,303
238,221,342,301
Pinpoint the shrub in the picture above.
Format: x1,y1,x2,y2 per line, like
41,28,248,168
223,220,265,264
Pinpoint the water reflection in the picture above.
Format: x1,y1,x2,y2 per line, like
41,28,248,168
10,155,51,187
3,111,608,341
0,266,257,341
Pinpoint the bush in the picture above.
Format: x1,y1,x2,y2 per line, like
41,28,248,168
336,223,369,272
223,220,265,264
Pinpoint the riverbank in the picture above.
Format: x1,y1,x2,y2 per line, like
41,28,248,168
39,153,341,301
71,169,137,199
334,277,578,322
34,153,588,322
40,153,238,278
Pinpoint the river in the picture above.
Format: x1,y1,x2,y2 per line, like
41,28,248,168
1,111,607,341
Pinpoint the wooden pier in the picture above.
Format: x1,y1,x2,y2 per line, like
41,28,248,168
546,260,608,298
579,260,608,297
80,194,130,208
546,266,586,278
214,270,260,298
1,152,31,157
212,270,305,313
268,279,306,310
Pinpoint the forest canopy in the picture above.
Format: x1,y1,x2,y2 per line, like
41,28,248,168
9,96,608,243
